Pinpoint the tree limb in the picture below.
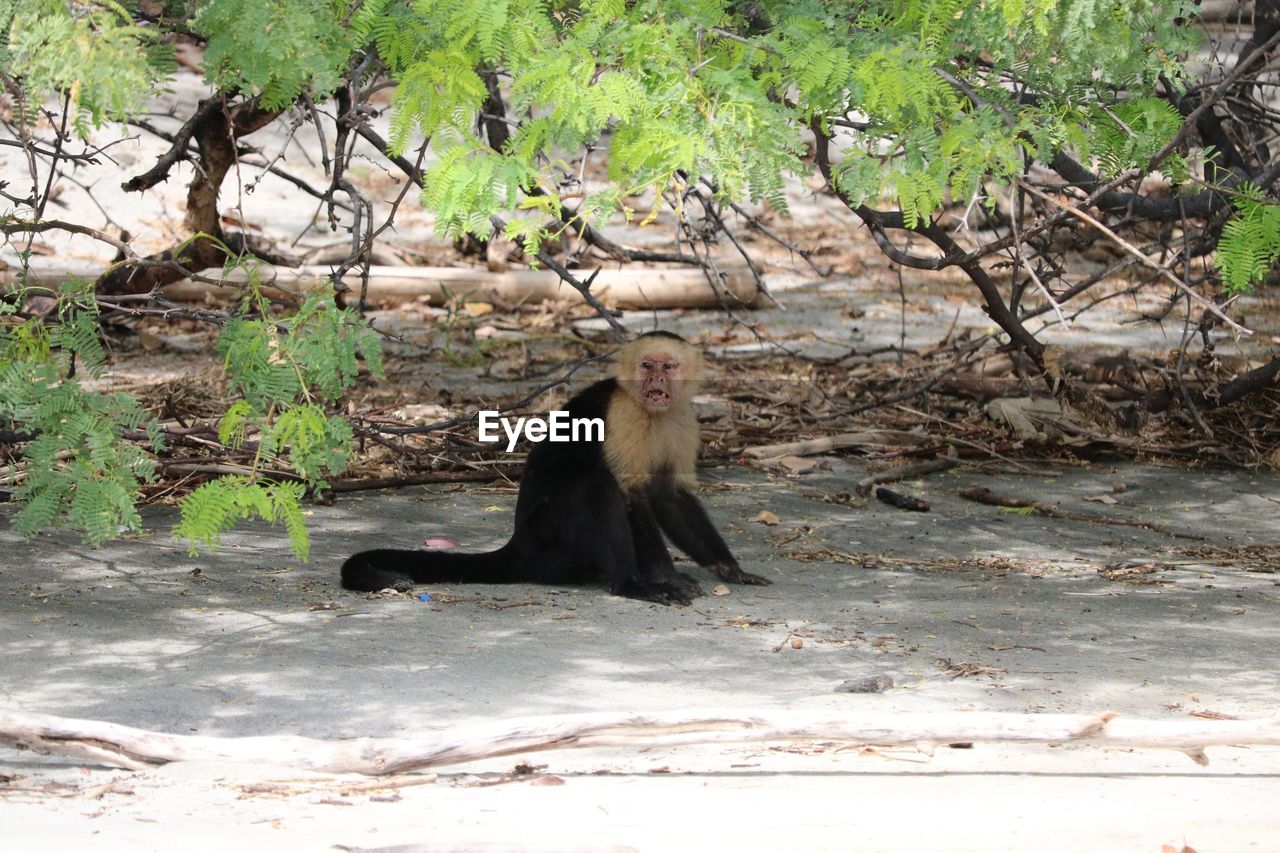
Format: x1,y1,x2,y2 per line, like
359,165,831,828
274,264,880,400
98,97,282,295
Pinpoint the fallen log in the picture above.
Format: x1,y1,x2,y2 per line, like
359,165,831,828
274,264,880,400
5,263,758,309
3,708,1277,776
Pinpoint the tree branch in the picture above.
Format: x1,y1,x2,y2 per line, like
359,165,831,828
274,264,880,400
97,97,282,295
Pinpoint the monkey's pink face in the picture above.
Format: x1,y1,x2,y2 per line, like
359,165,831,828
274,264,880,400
632,349,684,411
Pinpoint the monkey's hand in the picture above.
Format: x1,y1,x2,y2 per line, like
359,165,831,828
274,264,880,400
711,563,772,586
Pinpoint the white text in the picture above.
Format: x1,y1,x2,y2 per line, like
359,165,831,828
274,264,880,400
477,410,604,453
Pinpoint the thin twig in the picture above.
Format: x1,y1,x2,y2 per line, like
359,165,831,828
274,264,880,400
1016,181,1250,336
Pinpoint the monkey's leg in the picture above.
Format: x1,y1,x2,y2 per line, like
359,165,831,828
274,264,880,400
588,491,701,604
538,469,692,604
614,499,702,605
653,487,773,586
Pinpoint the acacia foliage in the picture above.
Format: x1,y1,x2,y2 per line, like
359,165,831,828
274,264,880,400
180,0,1279,287
1220,186,1280,293
355,0,1198,240
0,0,168,132
4,1,1203,245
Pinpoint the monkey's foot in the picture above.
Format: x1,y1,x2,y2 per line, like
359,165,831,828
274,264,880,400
614,572,702,605
667,571,704,602
711,564,773,586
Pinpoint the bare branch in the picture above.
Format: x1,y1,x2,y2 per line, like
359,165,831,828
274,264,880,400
1016,180,1251,336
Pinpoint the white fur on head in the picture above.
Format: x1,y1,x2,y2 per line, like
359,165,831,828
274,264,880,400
604,332,702,492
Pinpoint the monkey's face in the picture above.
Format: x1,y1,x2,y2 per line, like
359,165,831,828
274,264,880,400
629,348,685,412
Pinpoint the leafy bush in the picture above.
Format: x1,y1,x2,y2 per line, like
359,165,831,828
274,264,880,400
172,271,383,560
0,282,160,542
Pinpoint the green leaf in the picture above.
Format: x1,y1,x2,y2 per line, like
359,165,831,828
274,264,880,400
193,0,356,109
173,477,311,561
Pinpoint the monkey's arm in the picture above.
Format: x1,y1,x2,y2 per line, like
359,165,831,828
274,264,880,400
652,487,772,586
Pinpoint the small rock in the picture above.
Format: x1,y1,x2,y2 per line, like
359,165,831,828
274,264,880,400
777,455,818,474
531,775,565,786
834,675,894,694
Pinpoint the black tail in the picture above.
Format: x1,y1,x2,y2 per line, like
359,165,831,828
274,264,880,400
341,543,520,592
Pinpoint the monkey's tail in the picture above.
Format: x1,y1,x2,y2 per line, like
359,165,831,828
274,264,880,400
340,543,520,592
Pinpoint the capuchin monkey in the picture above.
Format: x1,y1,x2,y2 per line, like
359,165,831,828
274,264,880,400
340,331,769,604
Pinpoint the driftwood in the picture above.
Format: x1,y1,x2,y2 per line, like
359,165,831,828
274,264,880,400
958,485,1039,509
744,430,930,460
855,458,956,494
958,485,1207,541
4,708,1278,776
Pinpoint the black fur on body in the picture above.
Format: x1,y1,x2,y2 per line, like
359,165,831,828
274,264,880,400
340,334,768,604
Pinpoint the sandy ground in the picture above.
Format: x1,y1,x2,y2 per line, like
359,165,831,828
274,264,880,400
3,459,1279,852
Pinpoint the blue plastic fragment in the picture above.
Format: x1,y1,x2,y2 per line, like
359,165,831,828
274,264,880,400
418,593,432,603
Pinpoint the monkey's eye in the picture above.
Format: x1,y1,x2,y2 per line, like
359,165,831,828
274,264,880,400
640,361,655,371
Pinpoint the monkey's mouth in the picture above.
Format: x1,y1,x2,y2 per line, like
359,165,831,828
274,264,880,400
643,389,671,407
